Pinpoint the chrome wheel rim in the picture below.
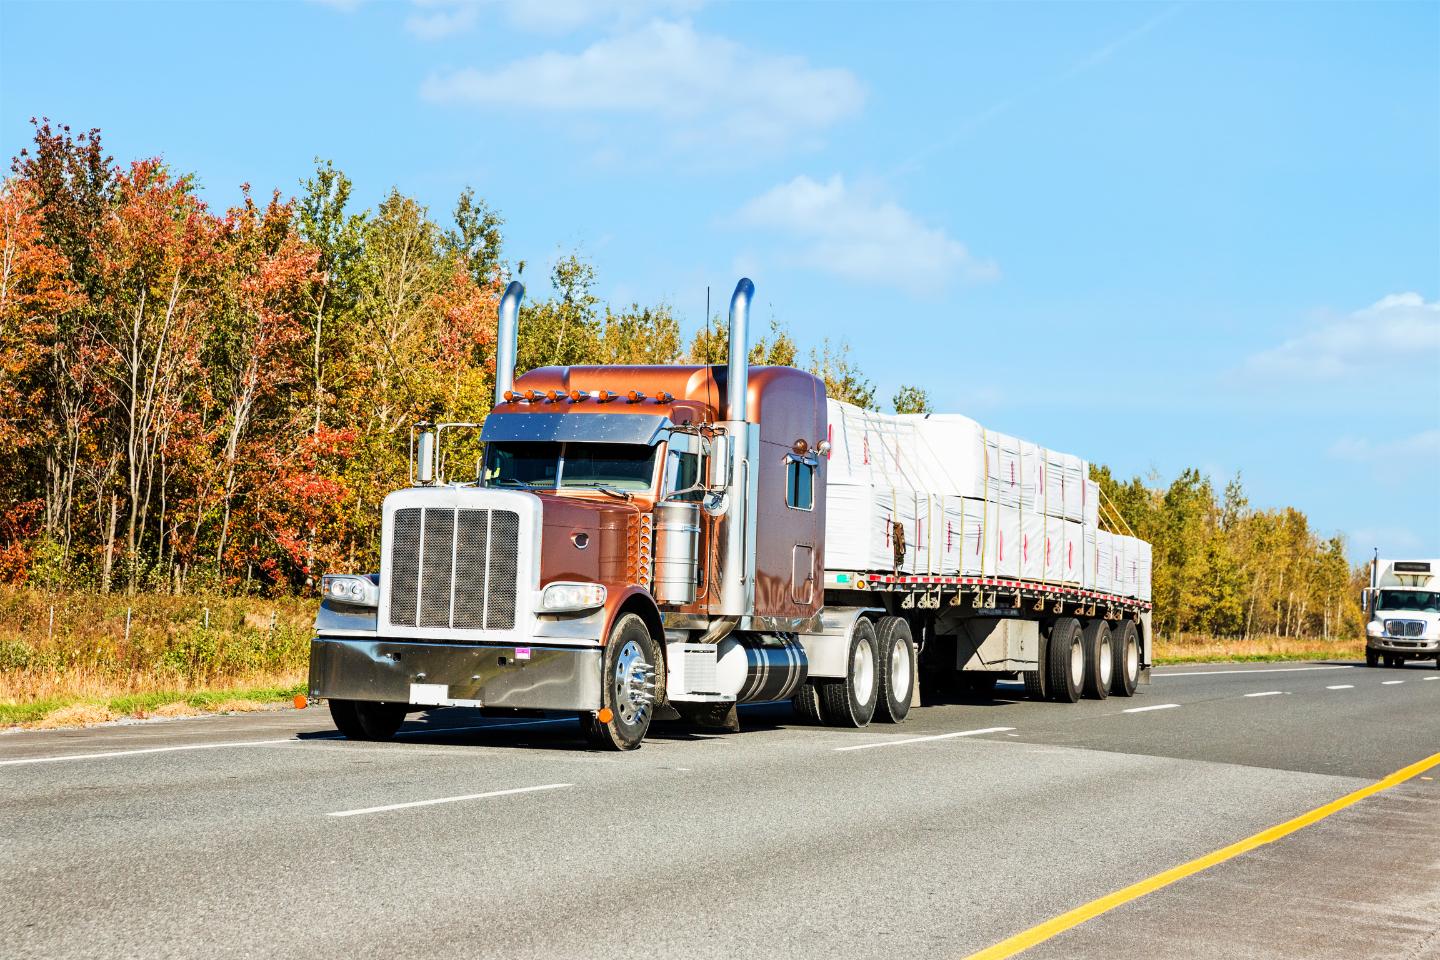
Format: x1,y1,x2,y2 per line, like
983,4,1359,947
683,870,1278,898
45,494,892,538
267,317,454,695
889,638,912,704
613,639,655,727
853,637,876,705
1126,638,1139,681
1098,635,1113,688
1069,638,1084,686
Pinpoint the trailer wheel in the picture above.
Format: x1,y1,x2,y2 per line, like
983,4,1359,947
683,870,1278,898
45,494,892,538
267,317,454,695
1045,618,1084,703
1023,631,1048,701
820,617,879,727
1081,621,1113,700
792,683,827,724
874,616,915,724
581,613,658,751
1110,620,1140,697
329,699,407,741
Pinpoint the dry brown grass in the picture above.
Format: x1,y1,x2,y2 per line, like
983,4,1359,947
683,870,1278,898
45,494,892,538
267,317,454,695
30,703,119,728
1153,632,1366,664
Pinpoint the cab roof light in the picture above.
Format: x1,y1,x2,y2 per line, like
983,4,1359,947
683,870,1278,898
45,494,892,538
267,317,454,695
569,389,588,402
596,391,619,403
627,390,646,403
502,390,520,403
524,389,544,402
656,391,673,403
546,389,567,402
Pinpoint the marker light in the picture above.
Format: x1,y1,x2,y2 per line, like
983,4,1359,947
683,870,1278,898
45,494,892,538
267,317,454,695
597,391,618,403
546,389,566,402
540,581,607,613
627,390,646,403
656,391,673,403
503,390,519,403
323,574,379,607
569,389,588,402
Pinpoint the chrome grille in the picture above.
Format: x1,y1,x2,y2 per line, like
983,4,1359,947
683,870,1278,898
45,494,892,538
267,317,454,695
388,507,520,631
1385,619,1425,638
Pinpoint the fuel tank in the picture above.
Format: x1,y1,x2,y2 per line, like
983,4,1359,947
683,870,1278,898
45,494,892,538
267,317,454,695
715,633,809,703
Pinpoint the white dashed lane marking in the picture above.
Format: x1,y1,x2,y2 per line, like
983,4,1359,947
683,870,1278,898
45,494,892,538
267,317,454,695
1243,691,1285,698
1327,685,1354,690
1123,704,1180,714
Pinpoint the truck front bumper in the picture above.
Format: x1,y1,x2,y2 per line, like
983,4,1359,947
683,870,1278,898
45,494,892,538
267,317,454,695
1367,637,1440,655
308,638,602,711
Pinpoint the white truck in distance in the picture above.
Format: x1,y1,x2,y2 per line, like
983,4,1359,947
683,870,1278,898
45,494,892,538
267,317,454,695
1363,558,1440,668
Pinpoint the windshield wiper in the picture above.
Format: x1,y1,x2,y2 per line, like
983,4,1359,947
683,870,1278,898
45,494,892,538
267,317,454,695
493,478,541,488
565,482,634,501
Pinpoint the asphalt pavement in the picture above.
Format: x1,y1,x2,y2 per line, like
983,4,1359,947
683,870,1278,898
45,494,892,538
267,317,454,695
2,659,1437,960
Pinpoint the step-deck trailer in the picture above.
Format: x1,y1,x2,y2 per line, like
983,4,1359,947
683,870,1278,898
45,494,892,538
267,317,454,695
308,280,1153,748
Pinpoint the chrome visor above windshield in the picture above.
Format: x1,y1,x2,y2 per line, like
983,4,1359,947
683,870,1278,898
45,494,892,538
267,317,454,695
481,412,671,445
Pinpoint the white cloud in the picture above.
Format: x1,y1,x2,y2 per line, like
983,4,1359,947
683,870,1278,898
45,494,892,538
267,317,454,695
404,0,703,38
420,20,864,152
1329,428,1440,462
730,174,997,293
1246,292,1440,380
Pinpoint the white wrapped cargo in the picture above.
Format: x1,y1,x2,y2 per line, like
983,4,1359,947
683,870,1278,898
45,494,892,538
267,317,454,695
1136,540,1153,602
984,431,1023,507
1093,530,1116,595
1061,520,1085,585
822,399,1149,604
1021,509,1046,581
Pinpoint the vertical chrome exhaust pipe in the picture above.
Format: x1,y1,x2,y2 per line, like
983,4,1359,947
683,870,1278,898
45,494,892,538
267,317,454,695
725,278,753,421
494,280,525,404
718,278,756,617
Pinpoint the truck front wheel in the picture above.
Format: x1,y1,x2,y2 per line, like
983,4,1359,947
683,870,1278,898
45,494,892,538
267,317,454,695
1365,649,1379,667
820,617,879,727
329,699,407,741
582,613,659,751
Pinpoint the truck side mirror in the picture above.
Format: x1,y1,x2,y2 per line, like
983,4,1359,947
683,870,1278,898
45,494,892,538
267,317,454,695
709,434,731,491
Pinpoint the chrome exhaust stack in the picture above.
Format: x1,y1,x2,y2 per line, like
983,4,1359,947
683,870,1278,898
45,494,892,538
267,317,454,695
717,278,756,618
494,280,525,404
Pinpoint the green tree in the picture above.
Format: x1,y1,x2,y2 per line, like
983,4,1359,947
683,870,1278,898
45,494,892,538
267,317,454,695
893,384,932,414
809,338,876,409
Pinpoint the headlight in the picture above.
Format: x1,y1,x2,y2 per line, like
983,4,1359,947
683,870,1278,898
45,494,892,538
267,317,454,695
1366,620,1382,637
540,581,607,613
324,574,379,608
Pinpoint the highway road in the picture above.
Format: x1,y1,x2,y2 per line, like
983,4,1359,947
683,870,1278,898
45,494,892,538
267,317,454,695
2,659,1438,960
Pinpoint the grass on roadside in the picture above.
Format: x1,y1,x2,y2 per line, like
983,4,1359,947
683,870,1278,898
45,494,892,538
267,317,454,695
0,681,308,728
1152,633,1365,665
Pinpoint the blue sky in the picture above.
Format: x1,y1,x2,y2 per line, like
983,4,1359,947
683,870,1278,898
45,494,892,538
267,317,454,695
3,0,1438,559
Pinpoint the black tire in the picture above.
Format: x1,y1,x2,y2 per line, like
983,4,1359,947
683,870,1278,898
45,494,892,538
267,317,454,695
792,683,827,724
329,699,407,741
1045,618,1084,703
874,616,915,724
1383,654,1401,669
820,617,879,727
1081,620,1113,700
581,612,659,751
1365,648,1379,668
1110,620,1140,697
1023,630,1048,701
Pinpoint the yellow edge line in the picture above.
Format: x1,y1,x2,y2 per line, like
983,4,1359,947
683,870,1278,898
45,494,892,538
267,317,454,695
962,750,1440,960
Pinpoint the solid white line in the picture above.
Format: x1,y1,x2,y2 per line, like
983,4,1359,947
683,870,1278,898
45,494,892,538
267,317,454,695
1157,666,1352,678
1243,691,1284,698
328,783,571,818
0,718,577,768
833,726,1014,752
1123,703,1180,713
1326,684,1354,690
1382,680,1405,686
0,738,298,767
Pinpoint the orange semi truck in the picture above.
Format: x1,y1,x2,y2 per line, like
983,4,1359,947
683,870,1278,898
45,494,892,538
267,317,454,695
308,280,1153,749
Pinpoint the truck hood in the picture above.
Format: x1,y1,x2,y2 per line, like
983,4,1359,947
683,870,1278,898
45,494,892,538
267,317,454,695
534,493,638,587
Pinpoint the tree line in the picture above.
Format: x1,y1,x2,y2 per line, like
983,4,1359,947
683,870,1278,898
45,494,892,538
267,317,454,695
0,121,1363,637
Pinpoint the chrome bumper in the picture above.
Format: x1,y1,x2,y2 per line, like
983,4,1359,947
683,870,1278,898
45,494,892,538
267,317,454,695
1368,637,1439,654
308,638,602,711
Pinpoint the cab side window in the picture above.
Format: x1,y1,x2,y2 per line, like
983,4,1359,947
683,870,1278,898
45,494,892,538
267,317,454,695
785,457,814,510
665,450,703,502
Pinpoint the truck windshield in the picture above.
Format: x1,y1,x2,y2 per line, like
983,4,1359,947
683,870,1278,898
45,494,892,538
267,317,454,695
483,441,658,492
1376,589,1440,613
